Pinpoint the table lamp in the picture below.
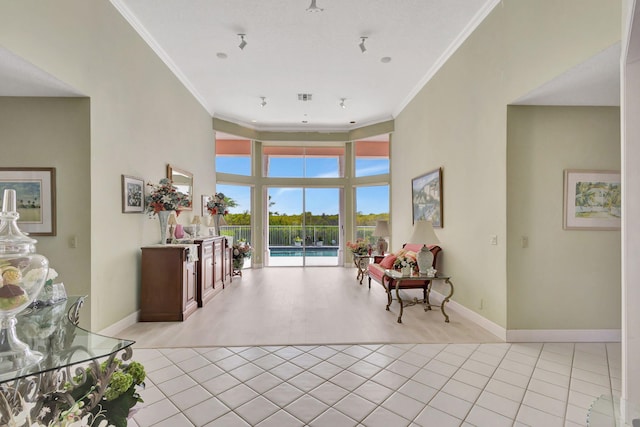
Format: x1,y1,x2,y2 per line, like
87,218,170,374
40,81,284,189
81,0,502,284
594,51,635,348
167,213,178,241
409,220,440,274
191,215,201,237
373,220,390,255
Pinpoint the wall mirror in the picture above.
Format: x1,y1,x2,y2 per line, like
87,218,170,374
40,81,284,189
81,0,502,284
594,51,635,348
166,164,193,211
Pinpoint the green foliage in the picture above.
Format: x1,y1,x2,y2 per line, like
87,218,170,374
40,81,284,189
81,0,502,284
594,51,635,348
63,358,146,427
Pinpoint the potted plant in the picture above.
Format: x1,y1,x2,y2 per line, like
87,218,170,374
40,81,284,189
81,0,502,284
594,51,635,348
316,236,324,246
294,236,302,246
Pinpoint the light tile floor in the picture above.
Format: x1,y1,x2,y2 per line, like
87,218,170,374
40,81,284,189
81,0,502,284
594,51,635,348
127,341,620,426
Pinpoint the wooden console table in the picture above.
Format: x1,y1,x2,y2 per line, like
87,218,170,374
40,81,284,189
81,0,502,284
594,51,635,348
383,270,454,323
0,297,134,425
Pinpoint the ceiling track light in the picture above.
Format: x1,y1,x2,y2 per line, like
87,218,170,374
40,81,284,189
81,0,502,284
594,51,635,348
339,98,347,109
359,37,368,53
259,97,267,107
307,0,324,12
238,34,247,50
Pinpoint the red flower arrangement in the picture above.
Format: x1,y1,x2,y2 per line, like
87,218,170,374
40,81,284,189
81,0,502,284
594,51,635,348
145,178,191,216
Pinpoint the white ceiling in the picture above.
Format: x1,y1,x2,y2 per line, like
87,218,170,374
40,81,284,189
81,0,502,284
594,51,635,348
513,43,620,107
112,0,498,132
0,46,83,97
0,0,620,132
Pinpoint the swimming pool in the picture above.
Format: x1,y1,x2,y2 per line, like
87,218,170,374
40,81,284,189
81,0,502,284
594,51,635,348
269,246,339,257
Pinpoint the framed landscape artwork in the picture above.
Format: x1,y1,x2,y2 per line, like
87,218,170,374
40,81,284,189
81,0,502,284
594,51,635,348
563,169,621,230
412,167,443,227
121,175,145,213
0,167,56,235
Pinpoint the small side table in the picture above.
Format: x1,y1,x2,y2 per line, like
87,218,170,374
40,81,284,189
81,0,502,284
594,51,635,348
383,270,454,323
353,254,374,284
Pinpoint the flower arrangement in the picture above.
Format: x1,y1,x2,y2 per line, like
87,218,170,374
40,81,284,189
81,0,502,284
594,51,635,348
145,178,191,216
346,239,370,255
207,192,228,216
62,358,146,427
232,240,252,269
233,240,252,259
393,251,418,271
4,358,146,427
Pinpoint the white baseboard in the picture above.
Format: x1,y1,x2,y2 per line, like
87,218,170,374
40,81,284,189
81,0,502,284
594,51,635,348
428,291,507,341
506,329,621,342
99,309,139,337
429,291,621,343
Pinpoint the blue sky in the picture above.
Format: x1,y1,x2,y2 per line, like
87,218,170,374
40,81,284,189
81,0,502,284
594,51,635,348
216,157,389,215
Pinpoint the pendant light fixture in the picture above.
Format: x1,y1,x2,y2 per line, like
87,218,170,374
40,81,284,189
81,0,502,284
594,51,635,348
306,0,324,12
359,37,368,53
238,34,247,50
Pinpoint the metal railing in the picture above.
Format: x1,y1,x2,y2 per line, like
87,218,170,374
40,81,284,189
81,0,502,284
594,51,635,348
219,225,377,246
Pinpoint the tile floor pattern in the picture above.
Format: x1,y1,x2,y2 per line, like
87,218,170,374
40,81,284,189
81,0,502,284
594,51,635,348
126,342,620,427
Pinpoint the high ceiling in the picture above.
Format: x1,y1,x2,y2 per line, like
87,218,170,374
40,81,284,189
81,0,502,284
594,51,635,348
113,0,497,132
0,0,620,132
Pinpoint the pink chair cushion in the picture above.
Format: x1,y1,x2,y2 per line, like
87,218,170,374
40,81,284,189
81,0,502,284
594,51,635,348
379,254,397,269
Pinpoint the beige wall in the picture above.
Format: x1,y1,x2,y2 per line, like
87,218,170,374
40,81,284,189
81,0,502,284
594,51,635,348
0,0,216,330
393,0,621,328
0,97,92,325
507,106,621,329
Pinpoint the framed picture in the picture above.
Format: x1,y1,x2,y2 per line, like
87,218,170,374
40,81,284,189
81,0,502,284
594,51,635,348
412,167,443,227
201,195,211,217
121,175,145,213
0,167,56,236
563,169,621,230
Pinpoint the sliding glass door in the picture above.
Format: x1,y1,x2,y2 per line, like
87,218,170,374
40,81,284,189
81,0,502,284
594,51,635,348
267,187,340,266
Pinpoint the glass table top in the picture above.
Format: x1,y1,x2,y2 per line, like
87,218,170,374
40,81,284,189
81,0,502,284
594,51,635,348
0,297,134,383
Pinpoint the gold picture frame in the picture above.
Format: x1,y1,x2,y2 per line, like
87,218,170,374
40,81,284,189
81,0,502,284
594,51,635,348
166,164,193,211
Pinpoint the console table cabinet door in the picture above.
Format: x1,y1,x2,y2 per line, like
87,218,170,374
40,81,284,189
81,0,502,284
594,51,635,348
213,237,224,290
195,236,227,306
140,246,198,321
196,238,215,307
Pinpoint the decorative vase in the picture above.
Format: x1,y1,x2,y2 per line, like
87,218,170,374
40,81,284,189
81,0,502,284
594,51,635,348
401,265,412,276
157,210,171,244
233,256,244,270
416,245,434,274
0,189,49,376
174,224,184,239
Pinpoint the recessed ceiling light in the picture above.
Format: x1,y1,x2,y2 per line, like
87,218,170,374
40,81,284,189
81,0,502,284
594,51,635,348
381,56,392,63
216,52,228,59
350,121,356,124
302,120,308,124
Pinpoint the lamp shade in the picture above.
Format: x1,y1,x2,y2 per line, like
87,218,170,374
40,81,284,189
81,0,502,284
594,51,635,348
167,213,177,225
191,216,201,225
409,220,439,245
373,220,390,237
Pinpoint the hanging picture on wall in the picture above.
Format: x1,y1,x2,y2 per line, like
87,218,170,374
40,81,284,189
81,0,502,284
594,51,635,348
412,167,443,227
563,169,621,230
121,175,145,213
0,167,56,235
